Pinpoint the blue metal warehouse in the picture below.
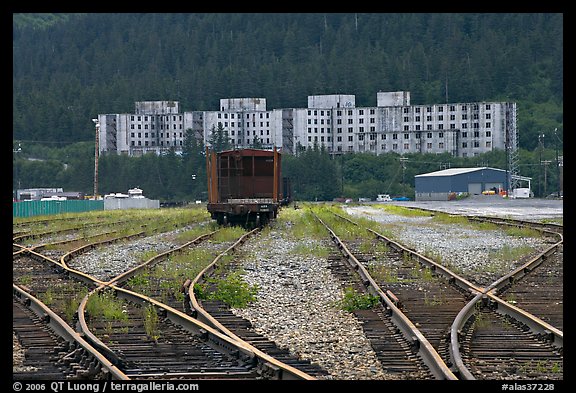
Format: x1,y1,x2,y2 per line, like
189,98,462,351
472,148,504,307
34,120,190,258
414,167,530,201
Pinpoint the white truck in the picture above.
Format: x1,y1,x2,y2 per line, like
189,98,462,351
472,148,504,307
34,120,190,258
376,194,392,202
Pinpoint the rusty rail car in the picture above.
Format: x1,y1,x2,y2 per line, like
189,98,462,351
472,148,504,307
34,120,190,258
206,148,289,227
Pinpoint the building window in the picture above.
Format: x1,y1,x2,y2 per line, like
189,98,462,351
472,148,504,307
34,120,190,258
439,142,444,149
462,142,468,148
404,143,409,150
486,122,491,128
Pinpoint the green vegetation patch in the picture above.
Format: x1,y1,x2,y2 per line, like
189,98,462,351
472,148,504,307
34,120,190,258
203,270,259,308
85,290,128,322
337,287,380,311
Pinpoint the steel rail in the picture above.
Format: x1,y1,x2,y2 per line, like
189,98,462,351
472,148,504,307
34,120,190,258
332,210,564,380
314,212,458,380
70,227,316,380
13,284,129,380
185,227,318,380
76,284,255,374
59,231,147,269
104,230,218,287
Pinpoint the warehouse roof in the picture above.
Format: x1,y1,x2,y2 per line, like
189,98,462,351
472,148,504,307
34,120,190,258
415,167,501,177
415,167,532,181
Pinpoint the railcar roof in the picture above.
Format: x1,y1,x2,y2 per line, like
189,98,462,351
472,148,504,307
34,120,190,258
217,148,279,157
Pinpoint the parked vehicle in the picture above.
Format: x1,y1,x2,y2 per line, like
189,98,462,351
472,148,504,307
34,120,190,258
376,194,392,202
391,196,410,201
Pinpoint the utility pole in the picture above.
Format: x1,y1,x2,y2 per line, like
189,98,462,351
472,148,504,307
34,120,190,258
92,118,100,199
13,142,22,199
541,160,551,197
399,157,409,184
554,128,561,197
538,133,545,197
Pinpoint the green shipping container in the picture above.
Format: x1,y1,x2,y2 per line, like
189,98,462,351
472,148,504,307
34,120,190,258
13,200,104,218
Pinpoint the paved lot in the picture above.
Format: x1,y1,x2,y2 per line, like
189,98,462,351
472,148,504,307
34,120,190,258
384,195,563,221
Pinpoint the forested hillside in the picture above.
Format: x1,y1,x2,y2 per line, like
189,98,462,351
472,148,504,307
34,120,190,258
12,13,563,201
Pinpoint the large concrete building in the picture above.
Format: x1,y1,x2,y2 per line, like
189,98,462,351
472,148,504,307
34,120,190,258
96,91,518,160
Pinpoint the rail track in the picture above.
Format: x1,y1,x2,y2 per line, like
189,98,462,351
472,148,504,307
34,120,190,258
325,207,563,380
14,211,323,380
13,205,563,381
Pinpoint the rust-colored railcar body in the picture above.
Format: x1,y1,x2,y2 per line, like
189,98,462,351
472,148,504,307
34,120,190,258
206,147,288,226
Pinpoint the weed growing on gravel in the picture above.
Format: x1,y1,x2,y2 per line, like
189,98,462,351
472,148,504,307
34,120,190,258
376,205,431,217
207,270,259,308
211,226,247,242
292,242,330,258
85,290,128,322
277,205,327,240
489,244,535,263
337,287,380,311
143,304,160,341
504,226,541,238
